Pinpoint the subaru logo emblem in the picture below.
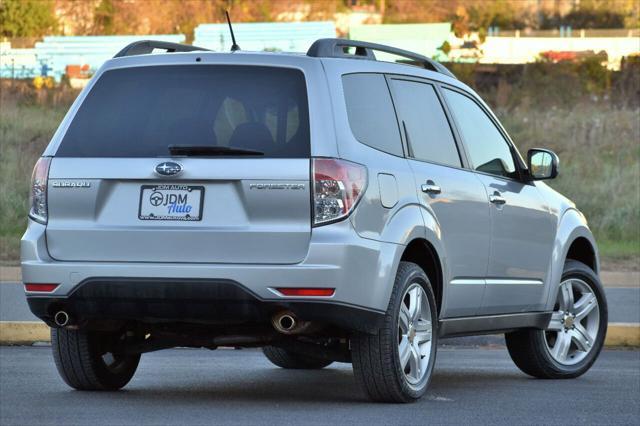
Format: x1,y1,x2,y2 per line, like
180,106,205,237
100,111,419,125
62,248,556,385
155,162,182,176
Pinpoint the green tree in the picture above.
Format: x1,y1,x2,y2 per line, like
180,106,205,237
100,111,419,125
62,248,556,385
93,0,116,35
450,0,527,38
0,0,58,38
439,40,451,56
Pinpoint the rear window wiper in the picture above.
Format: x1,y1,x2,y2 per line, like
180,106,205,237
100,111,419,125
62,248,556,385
168,145,264,156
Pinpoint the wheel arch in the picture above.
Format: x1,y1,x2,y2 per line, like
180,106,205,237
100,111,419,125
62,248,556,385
565,237,597,273
373,203,447,317
399,238,444,316
544,208,600,311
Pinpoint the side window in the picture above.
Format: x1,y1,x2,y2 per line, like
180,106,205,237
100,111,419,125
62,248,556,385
443,88,516,178
342,74,403,156
389,79,461,167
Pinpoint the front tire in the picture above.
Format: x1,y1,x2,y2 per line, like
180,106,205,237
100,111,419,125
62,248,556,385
351,261,438,403
51,328,140,390
505,260,607,379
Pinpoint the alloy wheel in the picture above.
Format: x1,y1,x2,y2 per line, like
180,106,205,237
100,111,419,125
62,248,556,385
544,278,600,365
398,282,433,388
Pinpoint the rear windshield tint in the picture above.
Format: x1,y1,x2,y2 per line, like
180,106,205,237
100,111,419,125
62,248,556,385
56,65,310,158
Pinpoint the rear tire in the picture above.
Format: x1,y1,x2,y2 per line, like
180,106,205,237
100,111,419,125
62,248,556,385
51,328,140,390
262,346,333,369
351,261,438,403
505,260,607,379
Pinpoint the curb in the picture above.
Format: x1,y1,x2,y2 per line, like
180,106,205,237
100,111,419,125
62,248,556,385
0,267,21,282
1,321,639,347
601,271,640,288
0,321,50,345
604,323,640,347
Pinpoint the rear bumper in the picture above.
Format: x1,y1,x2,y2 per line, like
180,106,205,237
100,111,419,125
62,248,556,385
22,219,401,332
26,277,384,333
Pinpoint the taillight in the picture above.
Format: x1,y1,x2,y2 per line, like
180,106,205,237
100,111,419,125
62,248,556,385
29,157,51,224
312,158,367,226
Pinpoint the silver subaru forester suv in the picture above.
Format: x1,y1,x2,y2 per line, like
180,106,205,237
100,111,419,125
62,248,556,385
22,38,607,402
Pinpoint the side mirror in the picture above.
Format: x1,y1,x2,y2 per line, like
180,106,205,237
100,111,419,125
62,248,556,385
527,148,559,180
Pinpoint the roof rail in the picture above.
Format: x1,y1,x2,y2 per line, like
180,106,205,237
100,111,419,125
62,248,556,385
307,38,456,79
114,40,210,58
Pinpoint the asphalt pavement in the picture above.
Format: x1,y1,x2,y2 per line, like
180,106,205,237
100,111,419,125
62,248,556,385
0,346,638,425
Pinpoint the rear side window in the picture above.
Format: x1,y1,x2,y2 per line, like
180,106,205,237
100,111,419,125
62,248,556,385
56,65,310,158
342,74,403,156
389,79,461,167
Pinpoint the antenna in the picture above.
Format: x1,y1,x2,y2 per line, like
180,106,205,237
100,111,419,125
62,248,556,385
225,11,240,52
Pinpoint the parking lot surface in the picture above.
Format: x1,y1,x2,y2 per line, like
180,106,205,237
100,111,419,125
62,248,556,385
1,346,638,425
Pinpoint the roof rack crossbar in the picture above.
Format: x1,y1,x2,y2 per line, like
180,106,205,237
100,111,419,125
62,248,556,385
114,40,210,58
307,38,456,79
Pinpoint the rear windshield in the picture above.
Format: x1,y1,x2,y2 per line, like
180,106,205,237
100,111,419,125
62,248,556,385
56,65,310,158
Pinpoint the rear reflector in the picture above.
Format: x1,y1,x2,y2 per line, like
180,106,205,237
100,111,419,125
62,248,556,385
24,283,58,292
276,288,335,297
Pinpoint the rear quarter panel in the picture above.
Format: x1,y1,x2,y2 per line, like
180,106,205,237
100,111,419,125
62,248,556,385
320,58,451,311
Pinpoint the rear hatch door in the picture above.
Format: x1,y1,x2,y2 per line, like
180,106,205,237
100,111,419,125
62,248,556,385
46,64,312,264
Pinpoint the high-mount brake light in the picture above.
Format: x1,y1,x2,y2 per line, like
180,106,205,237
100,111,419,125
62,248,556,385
312,158,367,226
29,157,51,224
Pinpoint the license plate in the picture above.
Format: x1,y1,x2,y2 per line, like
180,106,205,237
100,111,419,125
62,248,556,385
138,185,204,221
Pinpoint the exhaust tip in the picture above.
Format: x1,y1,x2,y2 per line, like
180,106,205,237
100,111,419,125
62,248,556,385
279,314,296,331
54,311,69,327
272,312,297,334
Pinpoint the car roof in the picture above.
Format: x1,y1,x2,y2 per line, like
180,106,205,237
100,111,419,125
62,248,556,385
108,38,465,87
105,49,469,91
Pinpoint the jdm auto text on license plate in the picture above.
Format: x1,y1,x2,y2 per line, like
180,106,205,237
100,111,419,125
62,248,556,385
139,184,204,221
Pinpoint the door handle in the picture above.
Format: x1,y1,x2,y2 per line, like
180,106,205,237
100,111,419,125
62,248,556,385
489,192,506,205
421,181,441,194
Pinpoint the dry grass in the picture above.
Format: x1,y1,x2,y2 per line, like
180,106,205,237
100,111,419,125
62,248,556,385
497,104,640,267
0,84,73,263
